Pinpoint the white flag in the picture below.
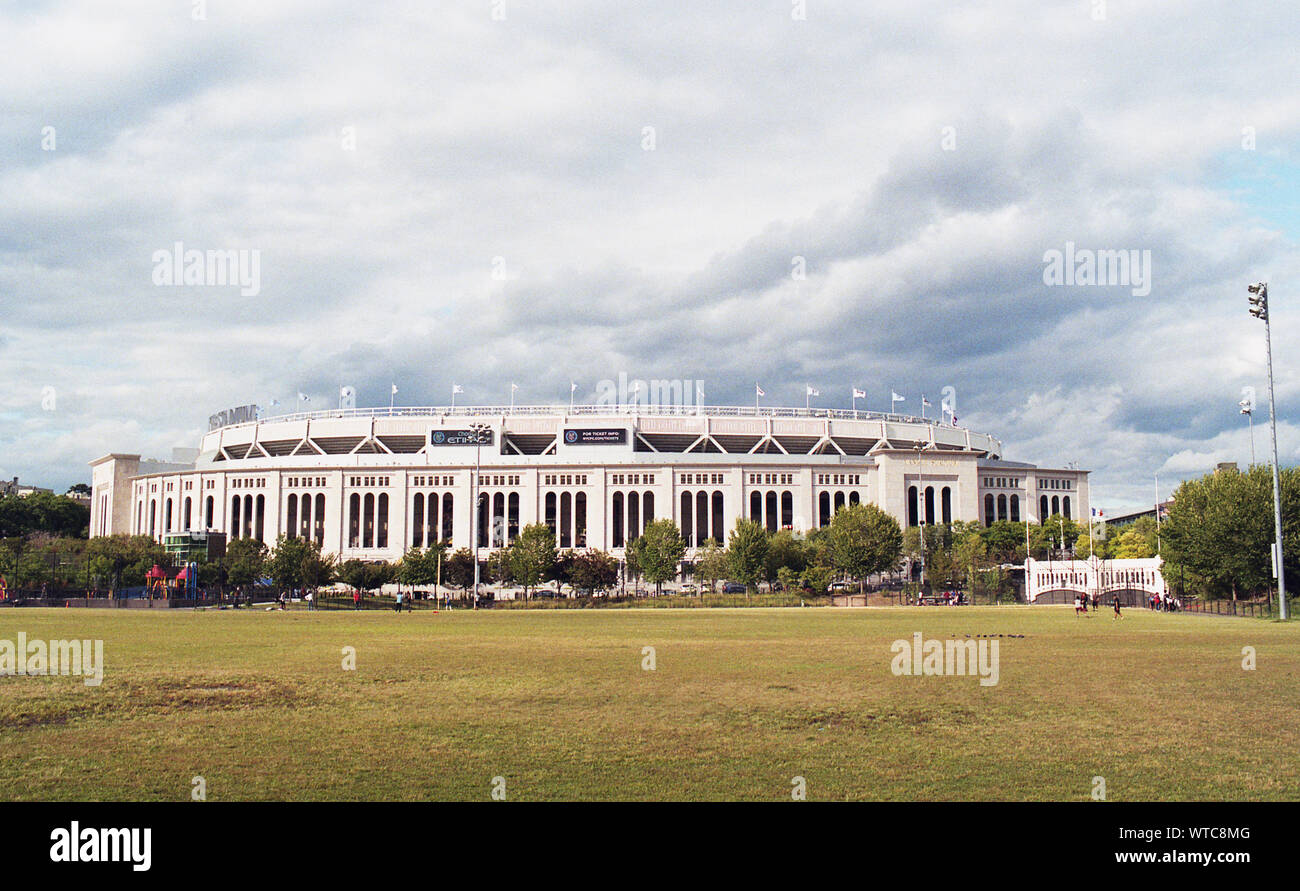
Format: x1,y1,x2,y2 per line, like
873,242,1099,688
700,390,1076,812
891,391,903,402
852,388,866,399
570,381,577,393
922,396,932,407
511,382,519,392
298,392,310,402
452,384,464,394
806,386,820,397
391,383,398,395
756,384,765,397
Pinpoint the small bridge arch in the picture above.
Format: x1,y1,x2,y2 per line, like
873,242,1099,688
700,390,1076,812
1026,557,1166,604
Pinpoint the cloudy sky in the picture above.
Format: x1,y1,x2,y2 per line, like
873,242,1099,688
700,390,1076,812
1,0,1297,511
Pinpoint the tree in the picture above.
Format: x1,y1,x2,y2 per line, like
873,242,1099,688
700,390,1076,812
764,529,808,584
506,524,557,598
695,541,728,594
726,519,768,593
568,550,620,595
67,483,91,496
338,559,370,593
443,548,477,591
267,535,312,592
224,537,266,591
825,503,903,594
630,518,685,595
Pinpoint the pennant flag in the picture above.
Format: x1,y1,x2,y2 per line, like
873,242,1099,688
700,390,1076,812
891,391,903,402
852,388,866,399
756,384,766,397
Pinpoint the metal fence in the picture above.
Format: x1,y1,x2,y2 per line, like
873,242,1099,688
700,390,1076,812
1181,597,1296,619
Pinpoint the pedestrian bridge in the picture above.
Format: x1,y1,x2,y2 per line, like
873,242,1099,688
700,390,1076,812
1026,556,1167,604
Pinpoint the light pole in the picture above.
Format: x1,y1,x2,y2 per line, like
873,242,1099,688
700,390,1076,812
469,422,492,608
1240,397,1256,466
915,445,926,598
1248,282,1287,619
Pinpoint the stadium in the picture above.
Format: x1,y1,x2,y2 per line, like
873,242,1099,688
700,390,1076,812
89,403,1090,561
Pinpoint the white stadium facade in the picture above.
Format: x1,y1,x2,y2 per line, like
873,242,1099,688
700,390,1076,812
89,404,1090,562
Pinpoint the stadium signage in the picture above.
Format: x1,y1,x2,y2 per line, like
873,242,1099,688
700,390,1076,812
208,404,259,431
563,428,627,445
429,429,494,446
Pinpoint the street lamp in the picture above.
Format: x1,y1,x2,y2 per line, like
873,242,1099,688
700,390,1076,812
1248,282,1287,619
468,422,493,608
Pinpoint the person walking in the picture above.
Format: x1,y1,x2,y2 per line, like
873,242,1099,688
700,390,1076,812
305,590,315,611
1112,595,1123,620
394,590,404,613
353,589,361,610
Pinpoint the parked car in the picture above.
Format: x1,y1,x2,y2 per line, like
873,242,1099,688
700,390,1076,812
722,582,746,594
679,584,699,595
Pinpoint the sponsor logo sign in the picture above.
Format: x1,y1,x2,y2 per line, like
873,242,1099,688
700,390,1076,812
429,429,493,446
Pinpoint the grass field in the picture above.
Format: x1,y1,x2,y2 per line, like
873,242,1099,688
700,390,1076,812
1,605,1297,801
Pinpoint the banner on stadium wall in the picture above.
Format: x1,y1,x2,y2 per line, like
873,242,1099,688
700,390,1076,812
563,428,627,445
429,429,494,446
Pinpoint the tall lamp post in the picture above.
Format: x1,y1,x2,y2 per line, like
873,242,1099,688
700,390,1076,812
1239,396,1256,466
1248,282,1288,619
469,422,492,608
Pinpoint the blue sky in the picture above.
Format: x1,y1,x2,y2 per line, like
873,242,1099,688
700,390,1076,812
0,0,1297,512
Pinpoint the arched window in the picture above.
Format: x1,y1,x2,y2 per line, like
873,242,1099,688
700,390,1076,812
301,493,312,539
441,493,454,545
1062,496,1071,520
997,494,1007,522
697,491,710,543
255,494,265,543
575,493,587,547
245,495,255,542
941,487,952,524
924,487,935,525
508,492,520,543
612,492,624,548
1010,495,1020,523
626,491,639,544
984,493,995,526
781,491,792,528
908,486,919,527
750,491,762,523
149,501,157,538
205,496,213,529
476,492,489,550
849,490,860,506
411,494,423,548
316,493,326,545
764,491,777,533
493,492,506,547
560,491,573,548
712,491,725,543
1051,495,1060,516
164,498,173,533
642,492,653,526
680,491,693,547
546,492,558,535
363,493,375,548
834,491,846,511
1040,495,1049,520
182,497,192,531
819,491,831,527
349,493,360,548
425,493,437,548
288,495,300,539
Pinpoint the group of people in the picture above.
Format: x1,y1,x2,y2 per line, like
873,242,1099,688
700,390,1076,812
1074,593,1125,619
1148,592,1181,611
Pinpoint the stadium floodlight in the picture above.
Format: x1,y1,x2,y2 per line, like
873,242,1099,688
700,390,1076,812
1247,282,1287,619
469,422,493,607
